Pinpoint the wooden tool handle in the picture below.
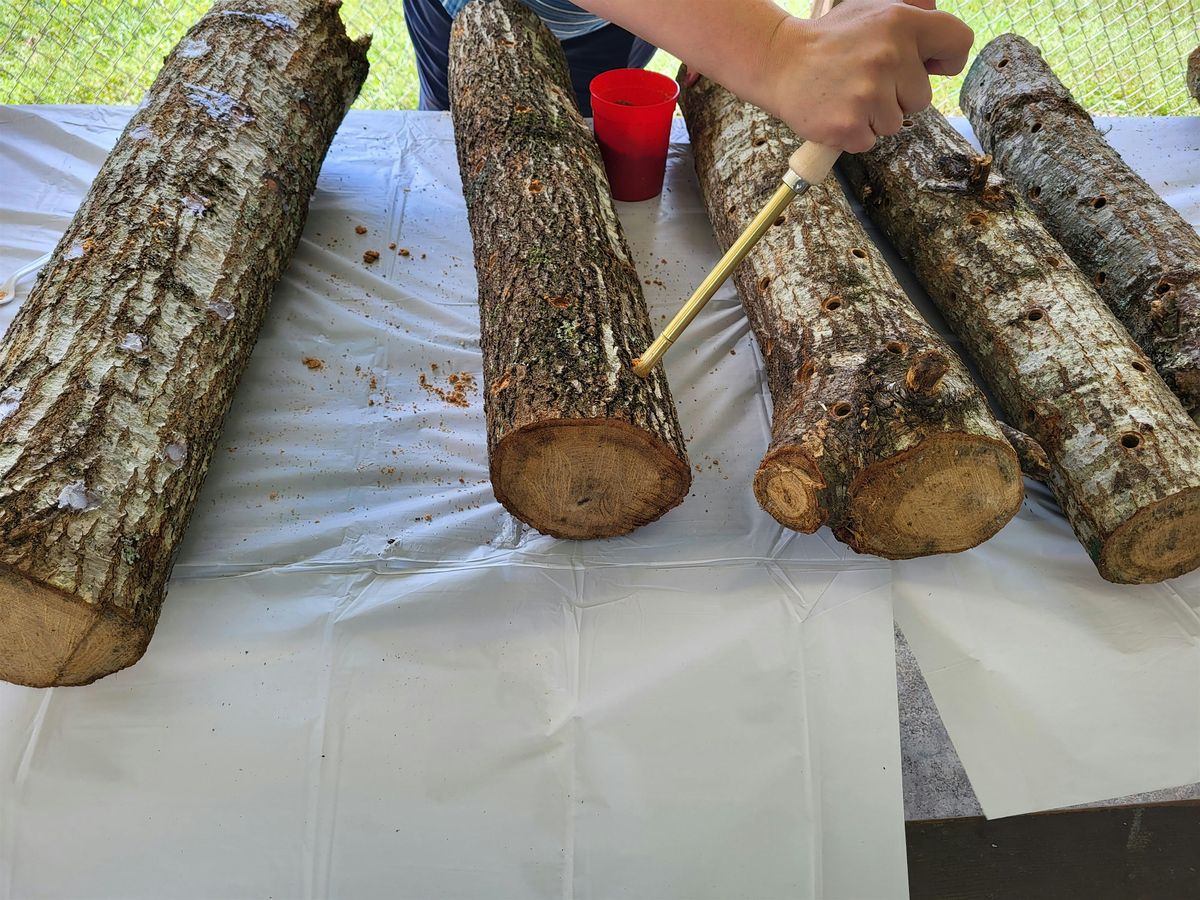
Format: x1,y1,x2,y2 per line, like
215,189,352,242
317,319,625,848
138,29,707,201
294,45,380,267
787,142,842,186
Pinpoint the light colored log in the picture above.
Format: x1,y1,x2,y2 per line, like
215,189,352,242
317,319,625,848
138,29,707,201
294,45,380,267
0,0,369,687
841,107,1200,584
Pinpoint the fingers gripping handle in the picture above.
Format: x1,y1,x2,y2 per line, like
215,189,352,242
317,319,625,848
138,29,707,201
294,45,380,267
786,142,842,190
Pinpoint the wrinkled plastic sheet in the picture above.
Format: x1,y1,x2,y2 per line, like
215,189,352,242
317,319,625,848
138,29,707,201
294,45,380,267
0,107,907,899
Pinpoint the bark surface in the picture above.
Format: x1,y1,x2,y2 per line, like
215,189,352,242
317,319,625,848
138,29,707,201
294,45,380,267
0,0,369,687
1190,47,1200,104
963,35,1200,414
681,75,1021,558
841,107,1200,584
449,0,690,540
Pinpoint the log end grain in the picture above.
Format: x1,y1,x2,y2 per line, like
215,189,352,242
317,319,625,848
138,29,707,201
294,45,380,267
753,449,825,534
0,569,151,687
838,433,1022,559
490,418,690,540
1101,487,1200,584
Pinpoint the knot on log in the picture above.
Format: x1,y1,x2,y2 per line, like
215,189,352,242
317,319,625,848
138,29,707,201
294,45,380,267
967,153,993,193
904,350,950,394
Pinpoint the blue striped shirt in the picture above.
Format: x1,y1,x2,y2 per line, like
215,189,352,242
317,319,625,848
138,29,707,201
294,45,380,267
442,0,606,39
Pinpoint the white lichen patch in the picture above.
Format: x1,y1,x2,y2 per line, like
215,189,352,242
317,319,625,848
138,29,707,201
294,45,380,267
601,320,621,390
183,83,254,124
180,194,210,217
178,38,211,58
0,386,22,423
209,300,235,320
164,441,188,464
118,333,145,352
219,10,297,30
129,124,155,142
57,480,101,512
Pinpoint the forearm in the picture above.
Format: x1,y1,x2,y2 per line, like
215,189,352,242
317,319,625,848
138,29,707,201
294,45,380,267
572,0,802,109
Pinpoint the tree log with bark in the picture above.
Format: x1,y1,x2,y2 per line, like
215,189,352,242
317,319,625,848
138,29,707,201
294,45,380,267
0,0,369,687
680,75,1021,557
962,34,1200,415
840,107,1200,584
449,0,690,540
1189,48,1200,104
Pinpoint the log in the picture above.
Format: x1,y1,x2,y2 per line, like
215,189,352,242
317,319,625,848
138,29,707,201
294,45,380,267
962,35,1200,415
999,423,1051,481
680,75,1022,558
1190,47,1200,104
449,0,690,539
840,107,1200,584
0,0,369,687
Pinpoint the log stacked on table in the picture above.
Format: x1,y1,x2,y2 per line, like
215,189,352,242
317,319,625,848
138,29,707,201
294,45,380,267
962,34,1200,417
680,74,1023,558
0,0,369,687
449,0,690,540
840,106,1200,584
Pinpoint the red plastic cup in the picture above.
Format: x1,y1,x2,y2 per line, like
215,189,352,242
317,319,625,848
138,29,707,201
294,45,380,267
590,69,679,202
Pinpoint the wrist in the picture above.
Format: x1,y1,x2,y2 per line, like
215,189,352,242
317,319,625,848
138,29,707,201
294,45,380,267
757,15,813,125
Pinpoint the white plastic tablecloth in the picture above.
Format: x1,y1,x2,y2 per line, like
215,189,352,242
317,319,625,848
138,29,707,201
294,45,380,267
0,107,906,899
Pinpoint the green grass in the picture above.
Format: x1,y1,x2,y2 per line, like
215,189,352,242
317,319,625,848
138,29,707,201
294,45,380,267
0,0,1196,114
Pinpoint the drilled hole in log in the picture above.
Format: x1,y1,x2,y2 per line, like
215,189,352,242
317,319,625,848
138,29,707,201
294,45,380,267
1045,256,1060,268
758,276,771,291
997,58,1010,68
1132,360,1149,373
1028,186,1042,200
1092,196,1107,209
752,136,767,147
501,38,515,46
773,215,786,227
822,295,843,312
528,178,543,193
830,401,853,419
1030,122,1042,133
1026,307,1046,322
850,247,867,259
966,212,987,227
1120,432,1143,450
547,296,569,309
1094,271,1107,286
1156,280,1172,295
902,118,914,128
795,359,815,382
886,341,907,355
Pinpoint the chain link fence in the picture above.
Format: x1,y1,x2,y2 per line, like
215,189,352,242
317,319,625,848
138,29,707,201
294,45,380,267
1,0,1197,114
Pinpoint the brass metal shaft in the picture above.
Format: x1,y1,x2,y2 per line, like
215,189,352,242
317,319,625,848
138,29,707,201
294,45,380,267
632,181,799,377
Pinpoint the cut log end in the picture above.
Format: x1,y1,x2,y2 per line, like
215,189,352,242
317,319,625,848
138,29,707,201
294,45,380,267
1100,487,1200,584
0,569,150,688
841,434,1023,559
490,419,691,540
753,449,826,533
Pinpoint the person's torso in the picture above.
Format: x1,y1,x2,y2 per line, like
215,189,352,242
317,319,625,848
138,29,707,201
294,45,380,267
441,0,606,39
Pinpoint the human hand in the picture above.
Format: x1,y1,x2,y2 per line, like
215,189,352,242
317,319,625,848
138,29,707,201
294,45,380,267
760,0,973,152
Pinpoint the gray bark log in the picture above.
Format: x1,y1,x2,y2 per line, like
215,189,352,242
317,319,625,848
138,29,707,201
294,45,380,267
840,107,1200,584
449,0,690,540
680,74,1021,558
963,34,1200,415
0,0,369,687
